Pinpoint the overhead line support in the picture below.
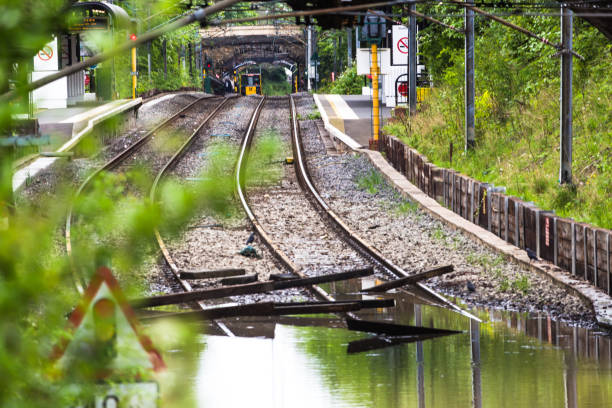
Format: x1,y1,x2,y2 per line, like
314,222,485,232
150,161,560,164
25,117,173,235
559,6,573,185
465,0,476,151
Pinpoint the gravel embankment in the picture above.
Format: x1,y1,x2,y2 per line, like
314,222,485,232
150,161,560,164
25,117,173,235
293,94,594,326
151,96,313,304
247,96,369,277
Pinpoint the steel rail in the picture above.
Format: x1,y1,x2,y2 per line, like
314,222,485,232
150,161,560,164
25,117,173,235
150,96,235,337
234,96,337,303
65,95,218,293
288,94,480,323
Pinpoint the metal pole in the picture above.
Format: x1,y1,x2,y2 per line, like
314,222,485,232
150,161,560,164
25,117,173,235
470,319,482,408
465,0,476,150
409,2,417,115
131,46,137,99
307,26,312,91
189,43,193,77
415,305,425,408
313,28,318,91
333,36,337,81
560,7,573,184
347,27,353,67
163,39,167,80
147,41,151,81
371,43,380,146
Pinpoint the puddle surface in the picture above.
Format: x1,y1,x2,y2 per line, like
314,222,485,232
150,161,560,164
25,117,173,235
164,279,612,407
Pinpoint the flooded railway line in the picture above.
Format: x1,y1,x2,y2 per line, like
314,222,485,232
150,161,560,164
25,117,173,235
53,92,611,406
137,95,476,342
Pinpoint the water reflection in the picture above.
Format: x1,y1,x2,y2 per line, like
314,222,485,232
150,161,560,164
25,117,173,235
163,283,612,407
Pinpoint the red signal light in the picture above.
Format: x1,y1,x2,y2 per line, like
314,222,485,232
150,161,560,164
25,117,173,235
129,33,137,41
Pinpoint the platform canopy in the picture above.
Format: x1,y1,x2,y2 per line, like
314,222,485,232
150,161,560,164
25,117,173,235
559,0,612,41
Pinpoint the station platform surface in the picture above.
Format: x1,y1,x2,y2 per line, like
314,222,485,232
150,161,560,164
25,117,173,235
313,94,392,148
13,98,142,191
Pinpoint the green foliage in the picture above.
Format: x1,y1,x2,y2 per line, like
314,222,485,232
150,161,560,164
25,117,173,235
511,274,531,295
385,16,612,229
261,66,291,96
321,65,363,95
314,28,349,87
394,200,418,215
306,108,321,120
431,226,447,242
245,128,284,187
357,169,384,194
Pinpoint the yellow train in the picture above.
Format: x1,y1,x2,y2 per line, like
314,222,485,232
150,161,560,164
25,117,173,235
240,72,262,96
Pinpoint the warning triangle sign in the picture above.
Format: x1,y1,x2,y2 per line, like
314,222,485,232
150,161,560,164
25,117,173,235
52,267,165,379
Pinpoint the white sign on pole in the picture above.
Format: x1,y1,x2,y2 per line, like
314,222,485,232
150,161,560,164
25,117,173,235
356,48,391,75
392,25,409,66
34,37,59,71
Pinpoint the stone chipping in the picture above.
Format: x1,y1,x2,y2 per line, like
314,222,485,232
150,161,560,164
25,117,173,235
294,94,595,326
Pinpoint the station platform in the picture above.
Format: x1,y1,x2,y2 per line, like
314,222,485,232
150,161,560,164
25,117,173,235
313,94,392,148
13,98,142,191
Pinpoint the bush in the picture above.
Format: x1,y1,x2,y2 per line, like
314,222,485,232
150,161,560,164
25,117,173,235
322,65,363,95
385,17,612,229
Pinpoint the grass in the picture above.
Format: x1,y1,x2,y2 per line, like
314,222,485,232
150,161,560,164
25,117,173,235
357,169,385,195
394,200,418,215
431,226,447,242
511,274,531,294
307,111,321,120
384,78,612,230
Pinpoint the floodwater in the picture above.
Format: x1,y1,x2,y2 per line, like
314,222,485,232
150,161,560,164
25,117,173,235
162,277,612,408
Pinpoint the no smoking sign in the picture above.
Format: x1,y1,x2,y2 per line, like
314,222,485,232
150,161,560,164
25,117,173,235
397,37,409,54
392,25,409,66
37,46,53,61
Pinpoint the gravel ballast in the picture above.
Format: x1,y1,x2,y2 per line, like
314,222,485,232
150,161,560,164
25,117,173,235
293,94,595,326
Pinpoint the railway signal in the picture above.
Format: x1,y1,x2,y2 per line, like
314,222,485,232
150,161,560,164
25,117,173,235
203,59,212,93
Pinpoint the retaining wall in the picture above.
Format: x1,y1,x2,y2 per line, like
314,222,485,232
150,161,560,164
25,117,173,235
380,133,612,295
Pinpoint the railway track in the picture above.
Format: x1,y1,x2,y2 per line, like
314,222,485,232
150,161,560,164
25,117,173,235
287,95,478,321
69,92,475,338
66,95,231,293
149,96,248,337
232,94,478,322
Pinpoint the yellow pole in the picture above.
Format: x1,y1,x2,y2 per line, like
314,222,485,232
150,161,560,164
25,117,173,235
294,73,298,93
371,43,380,147
131,47,137,99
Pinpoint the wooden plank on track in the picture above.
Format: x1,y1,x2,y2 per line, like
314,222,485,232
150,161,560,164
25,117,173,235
179,268,246,280
132,267,374,308
141,302,276,320
362,265,454,293
220,274,258,285
272,302,361,315
278,299,395,309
